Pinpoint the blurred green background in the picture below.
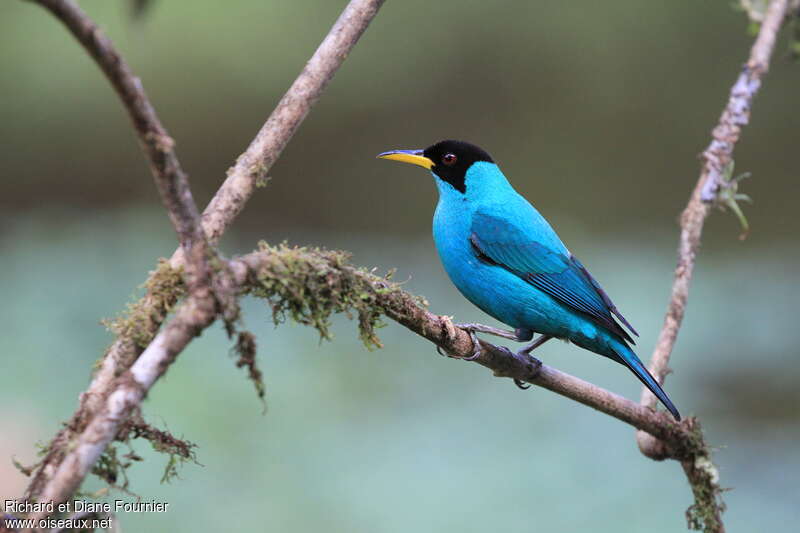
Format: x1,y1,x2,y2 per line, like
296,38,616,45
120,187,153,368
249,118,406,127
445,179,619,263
2,0,798,531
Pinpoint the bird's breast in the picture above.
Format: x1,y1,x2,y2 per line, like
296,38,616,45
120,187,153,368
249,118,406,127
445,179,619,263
431,201,579,334
432,204,522,326
432,201,475,282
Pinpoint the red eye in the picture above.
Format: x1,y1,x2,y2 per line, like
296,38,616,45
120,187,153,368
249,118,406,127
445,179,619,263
442,153,457,166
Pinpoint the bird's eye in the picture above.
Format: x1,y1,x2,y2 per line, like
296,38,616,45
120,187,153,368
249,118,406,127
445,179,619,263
442,153,457,166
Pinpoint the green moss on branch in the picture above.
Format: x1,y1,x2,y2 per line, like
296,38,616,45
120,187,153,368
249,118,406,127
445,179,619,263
106,260,186,350
242,242,405,349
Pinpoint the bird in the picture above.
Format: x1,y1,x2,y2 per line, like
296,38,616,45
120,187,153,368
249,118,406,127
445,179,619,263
377,140,680,420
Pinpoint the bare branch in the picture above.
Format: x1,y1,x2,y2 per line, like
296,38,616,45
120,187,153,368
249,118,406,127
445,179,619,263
28,0,209,282
640,0,789,420
635,1,790,530
200,0,387,246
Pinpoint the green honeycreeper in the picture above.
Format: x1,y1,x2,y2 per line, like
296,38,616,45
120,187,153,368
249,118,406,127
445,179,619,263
378,140,680,420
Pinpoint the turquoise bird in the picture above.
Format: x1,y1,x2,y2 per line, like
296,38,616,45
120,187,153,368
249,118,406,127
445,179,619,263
378,140,680,420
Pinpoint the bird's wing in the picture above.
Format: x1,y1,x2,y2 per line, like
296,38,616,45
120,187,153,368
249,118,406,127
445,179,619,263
470,212,638,343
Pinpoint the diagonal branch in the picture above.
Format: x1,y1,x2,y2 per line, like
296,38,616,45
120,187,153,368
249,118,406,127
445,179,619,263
199,0,386,246
231,247,692,444
22,0,387,502
31,288,219,514
641,0,789,407
28,0,209,284
638,0,789,438
635,1,790,531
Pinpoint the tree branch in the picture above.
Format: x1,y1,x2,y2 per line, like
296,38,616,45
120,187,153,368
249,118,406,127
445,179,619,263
642,0,788,409
26,243,701,521
638,0,789,438
199,0,386,246
232,248,690,442
28,0,210,283
635,1,790,530
22,0,386,502
30,289,218,512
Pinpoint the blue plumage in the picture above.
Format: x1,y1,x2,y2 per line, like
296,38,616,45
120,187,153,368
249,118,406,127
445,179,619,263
378,140,680,420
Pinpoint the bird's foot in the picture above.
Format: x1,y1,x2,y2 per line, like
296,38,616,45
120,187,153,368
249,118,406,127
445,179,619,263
437,326,482,360
436,323,545,362
453,322,520,341
492,345,533,389
490,338,550,390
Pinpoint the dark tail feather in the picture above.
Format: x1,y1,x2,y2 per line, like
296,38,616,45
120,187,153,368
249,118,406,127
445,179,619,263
613,343,681,420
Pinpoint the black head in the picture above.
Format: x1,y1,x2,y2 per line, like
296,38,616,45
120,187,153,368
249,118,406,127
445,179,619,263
422,140,494,193
377,140,494,194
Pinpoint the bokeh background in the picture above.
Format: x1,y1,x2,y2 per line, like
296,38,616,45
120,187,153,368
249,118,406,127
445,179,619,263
2,1,798,531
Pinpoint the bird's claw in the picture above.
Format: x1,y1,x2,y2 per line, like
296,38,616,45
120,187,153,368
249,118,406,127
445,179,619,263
438,324,548,365
437,324,483,360
492,344,541,391
461,328,483,360
514,379,531,390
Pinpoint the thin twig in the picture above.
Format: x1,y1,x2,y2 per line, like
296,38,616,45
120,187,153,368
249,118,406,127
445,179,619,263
22,0,387,502
199,0,387,246
635,1,789,531
28,0,209,282
639,0,789,428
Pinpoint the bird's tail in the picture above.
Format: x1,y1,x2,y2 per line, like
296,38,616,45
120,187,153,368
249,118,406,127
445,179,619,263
611,340,681,420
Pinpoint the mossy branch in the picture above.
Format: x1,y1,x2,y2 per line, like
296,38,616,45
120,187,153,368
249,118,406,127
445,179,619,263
21,0,387,504
231,244,689,438
21,241,721,529
239,244,727,531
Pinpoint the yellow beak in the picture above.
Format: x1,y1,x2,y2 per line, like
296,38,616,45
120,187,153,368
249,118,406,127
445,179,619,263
377,149,434,170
